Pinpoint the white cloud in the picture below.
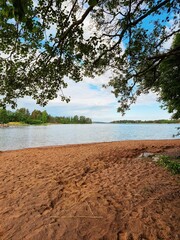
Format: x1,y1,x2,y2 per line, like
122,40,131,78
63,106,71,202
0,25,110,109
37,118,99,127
12,75,171,122
136,92,158,105
48,76,116,107
83,70,114,86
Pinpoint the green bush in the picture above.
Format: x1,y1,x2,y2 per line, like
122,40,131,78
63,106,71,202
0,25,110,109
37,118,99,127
26,119,43,125
157,156,180,175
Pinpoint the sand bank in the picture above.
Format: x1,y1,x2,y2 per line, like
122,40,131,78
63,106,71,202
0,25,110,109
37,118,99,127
0,140,180,240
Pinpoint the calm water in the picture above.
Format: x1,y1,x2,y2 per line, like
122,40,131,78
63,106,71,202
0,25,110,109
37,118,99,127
0,124,179,151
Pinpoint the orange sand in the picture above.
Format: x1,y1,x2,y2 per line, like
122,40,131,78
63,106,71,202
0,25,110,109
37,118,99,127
0,140,180,240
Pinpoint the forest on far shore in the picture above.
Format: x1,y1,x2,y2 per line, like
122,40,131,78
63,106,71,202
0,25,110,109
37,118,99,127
111,120,180,124
0,108,92,124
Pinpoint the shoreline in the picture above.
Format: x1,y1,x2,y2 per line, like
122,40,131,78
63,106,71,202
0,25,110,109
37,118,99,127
1,138,180,153
0,139,180,239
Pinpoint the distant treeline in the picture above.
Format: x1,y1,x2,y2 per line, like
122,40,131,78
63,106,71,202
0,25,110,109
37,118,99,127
111,120,180,124
0,108,92,124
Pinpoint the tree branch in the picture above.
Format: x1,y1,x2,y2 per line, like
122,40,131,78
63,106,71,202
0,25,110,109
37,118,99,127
93,0,170,64
147,47,180,60
155,29,180,48
64,0,78,27
57,5,94,46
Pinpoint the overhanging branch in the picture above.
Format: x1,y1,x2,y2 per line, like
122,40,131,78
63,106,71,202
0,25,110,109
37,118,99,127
93,0,171,65
147,47,180,60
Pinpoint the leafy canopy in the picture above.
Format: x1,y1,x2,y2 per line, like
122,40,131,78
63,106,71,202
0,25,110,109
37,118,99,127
152,33,180,119
0,0,179,117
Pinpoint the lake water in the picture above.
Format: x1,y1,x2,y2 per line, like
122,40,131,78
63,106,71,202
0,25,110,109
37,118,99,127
0,124,179,151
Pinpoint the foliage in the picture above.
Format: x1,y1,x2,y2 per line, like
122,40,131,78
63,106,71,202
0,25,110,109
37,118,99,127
0,0,179,117
31,110,43,121
47,114,92,124
157,155,180,174
141,33,180,119
15,108,30,122
26,119,43,125
0,108,92,124
0,108,9,123
42,110,48,123
111,119,180,124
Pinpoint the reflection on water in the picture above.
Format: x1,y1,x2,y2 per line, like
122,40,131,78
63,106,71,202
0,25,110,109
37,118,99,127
0,124,179,151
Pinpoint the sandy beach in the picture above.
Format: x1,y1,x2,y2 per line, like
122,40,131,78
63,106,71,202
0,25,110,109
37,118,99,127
0,139,180,240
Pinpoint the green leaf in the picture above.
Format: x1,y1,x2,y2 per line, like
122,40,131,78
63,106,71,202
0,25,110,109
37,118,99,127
88,0,98,7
